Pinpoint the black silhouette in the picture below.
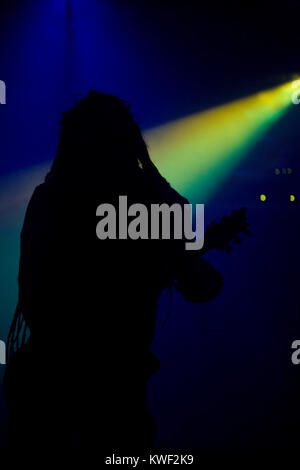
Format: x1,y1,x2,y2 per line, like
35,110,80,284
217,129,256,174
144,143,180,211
4,91,231,457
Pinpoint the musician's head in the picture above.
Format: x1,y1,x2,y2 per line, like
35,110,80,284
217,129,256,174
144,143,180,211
47,90,153,183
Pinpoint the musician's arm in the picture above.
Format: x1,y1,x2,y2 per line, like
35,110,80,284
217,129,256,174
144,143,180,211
144,165,224,302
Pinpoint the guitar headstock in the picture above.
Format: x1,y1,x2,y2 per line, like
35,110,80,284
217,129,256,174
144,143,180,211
204,208,250,253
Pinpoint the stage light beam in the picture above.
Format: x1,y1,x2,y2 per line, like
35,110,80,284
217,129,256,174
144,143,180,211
146,81,294,202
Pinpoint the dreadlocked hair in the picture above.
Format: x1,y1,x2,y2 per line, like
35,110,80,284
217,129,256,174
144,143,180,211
6,300,28,362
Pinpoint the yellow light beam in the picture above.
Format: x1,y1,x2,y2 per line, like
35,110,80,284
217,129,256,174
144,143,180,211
145,81,294,202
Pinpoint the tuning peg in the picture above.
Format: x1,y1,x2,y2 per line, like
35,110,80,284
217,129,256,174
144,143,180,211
225,245,232,253
243,228,251,235
233,236,242,244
